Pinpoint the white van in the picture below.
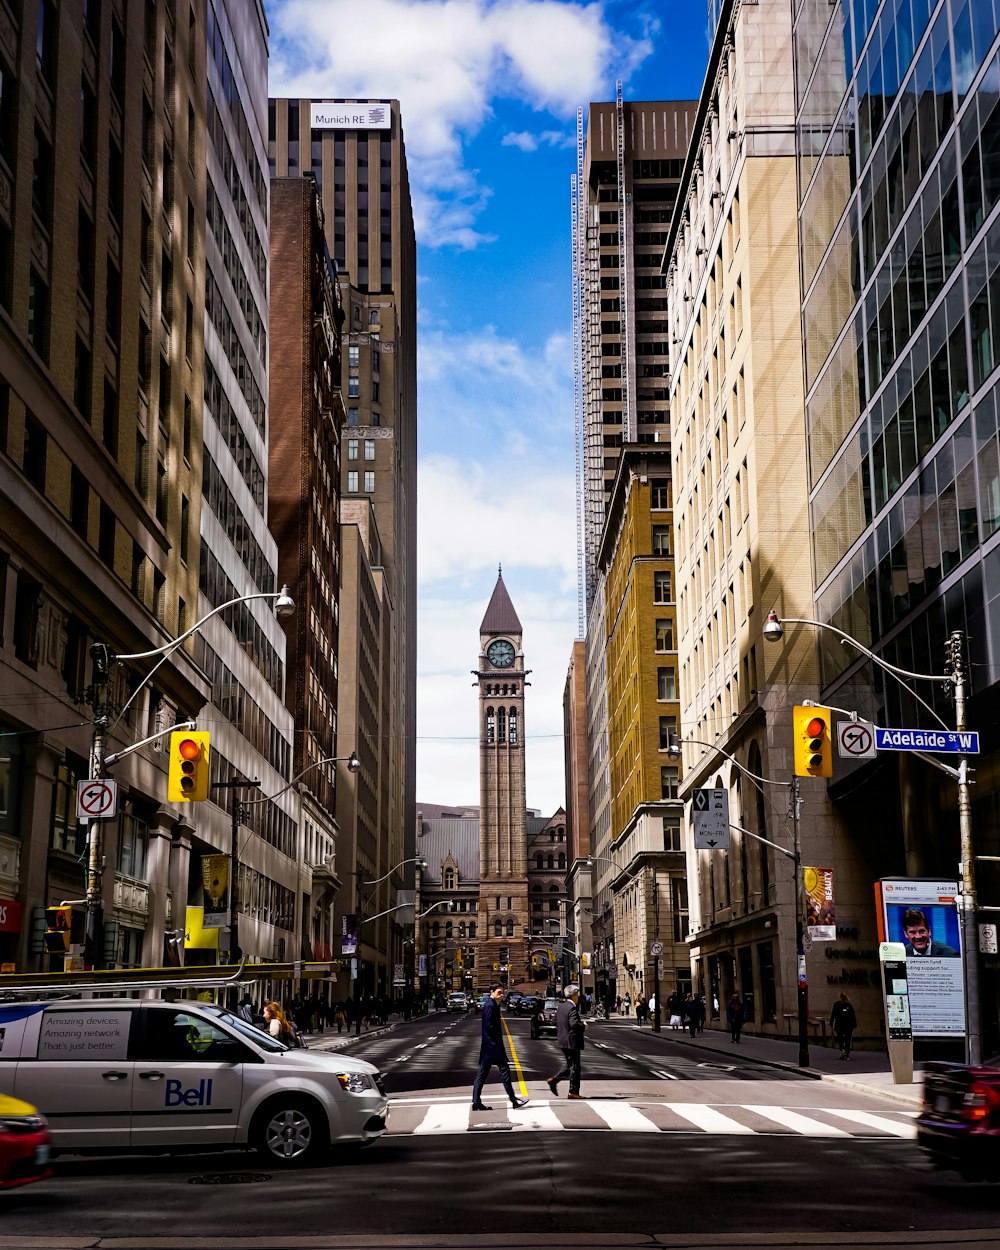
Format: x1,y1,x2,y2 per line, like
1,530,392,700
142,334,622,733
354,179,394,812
446,992,469,1012
0,998,388,1166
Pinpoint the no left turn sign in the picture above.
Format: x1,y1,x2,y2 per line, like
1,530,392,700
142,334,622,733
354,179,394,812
77,778,118,820
837,720,876,760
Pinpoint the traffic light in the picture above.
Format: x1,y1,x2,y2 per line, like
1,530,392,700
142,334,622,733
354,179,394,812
167,730,210,801
793,706,832,777
44,906,85,953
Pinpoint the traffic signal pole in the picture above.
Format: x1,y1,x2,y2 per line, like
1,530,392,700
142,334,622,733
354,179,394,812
85,644,111,969
791,777,809,1069
949,631,982,1066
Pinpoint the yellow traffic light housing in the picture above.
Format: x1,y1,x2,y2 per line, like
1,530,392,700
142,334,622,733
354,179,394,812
167,730,211,801
793,705,832,777
44,905,84,953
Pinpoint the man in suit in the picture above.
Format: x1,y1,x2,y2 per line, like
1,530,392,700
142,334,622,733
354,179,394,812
471,983,529,1111
902,908,958,957
547,984,587,1099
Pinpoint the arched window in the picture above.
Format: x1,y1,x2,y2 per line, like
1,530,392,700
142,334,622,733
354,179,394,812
509,708,518,743
494,918,502,937
531,883,541,893
549,899,559,911
558,853,565,869
445,921,453,939
535,854,543,869
444,867,455,889
506,919,514,937
432,921,440,936
547,854,554,869
469,922,477,938
549,884,559,893
497,707,506,742
459,922,466,938
486,707,495,744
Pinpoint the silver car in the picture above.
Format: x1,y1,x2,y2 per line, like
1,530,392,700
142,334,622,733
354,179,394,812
0,998,388,1166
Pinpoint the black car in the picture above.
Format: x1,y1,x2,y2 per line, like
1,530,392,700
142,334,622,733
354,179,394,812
918,1059,1000,1180
530,997,559,1039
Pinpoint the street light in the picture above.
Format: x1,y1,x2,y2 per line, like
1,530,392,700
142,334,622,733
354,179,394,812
83,586,296,970
763,610,980,1066
351,856,430,1031
669,731,809,1066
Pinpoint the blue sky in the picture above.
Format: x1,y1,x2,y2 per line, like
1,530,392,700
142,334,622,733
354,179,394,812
268,0,711,813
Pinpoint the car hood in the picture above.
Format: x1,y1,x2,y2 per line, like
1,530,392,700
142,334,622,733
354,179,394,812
268,1050,380,1076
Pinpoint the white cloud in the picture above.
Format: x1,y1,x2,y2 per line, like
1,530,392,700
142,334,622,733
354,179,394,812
501,128,576,151
268,0,652,247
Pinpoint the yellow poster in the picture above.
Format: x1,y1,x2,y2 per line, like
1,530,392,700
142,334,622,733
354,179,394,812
201,854,230,928
185,906,219,951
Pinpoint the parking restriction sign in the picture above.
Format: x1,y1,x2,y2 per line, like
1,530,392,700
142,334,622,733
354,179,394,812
77,778,118,821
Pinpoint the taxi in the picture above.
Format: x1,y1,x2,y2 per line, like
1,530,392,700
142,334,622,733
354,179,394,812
0,1093,51,1189
0,998,387,1166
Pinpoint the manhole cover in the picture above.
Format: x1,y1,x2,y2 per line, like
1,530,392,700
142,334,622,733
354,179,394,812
189,1172,272,1185
468,1123,514,1132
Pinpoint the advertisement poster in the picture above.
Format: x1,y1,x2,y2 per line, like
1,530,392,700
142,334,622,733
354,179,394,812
200,854,230,928
804,866,836,941
876,878,964,1036
341,913,358,956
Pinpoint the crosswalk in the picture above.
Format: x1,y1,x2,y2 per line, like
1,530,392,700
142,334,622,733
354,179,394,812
387,1096,916,1139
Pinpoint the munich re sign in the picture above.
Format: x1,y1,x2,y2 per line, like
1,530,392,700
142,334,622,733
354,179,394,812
310,102,391,130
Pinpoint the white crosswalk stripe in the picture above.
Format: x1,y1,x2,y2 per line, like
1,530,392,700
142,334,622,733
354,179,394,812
392,1098,915,1138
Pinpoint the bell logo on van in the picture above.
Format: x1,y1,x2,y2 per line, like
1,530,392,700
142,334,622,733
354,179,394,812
164,1078,213,1107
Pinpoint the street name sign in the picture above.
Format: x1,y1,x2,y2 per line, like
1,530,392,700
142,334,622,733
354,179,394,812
692,787,730,851
875,727,979,754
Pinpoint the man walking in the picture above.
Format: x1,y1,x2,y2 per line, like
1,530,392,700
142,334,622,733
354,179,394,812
547,983,587,1100
472,983,529,1111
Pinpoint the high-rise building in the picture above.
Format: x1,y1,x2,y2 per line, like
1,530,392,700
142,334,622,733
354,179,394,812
269,98,417,993
793,0,1000,1042
268,175,346,969
562,640,592,980
662,0,840,1031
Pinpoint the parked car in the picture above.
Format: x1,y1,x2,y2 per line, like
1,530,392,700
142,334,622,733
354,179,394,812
0,998,387,1166
918,1059,1000,1180
0,1093,50,1190
446,992,470,1013
530,998,560,1039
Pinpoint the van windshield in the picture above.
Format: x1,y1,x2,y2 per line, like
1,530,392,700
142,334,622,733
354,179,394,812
201,1006,287,1053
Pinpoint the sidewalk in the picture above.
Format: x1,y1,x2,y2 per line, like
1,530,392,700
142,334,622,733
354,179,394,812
599,1013,924,1106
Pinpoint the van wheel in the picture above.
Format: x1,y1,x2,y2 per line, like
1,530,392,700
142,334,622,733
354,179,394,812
252,1097,328,1166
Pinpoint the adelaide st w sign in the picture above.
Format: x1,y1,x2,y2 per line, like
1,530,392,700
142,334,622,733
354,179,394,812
875,727,979,755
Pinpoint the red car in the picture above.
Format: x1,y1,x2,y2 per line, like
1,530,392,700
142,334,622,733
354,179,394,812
918,1060,1000,1180
0,1094,51,1190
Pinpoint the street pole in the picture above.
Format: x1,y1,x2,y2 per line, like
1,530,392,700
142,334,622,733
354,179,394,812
791,777,809,1069
949,630,982,1066
85,643,111,969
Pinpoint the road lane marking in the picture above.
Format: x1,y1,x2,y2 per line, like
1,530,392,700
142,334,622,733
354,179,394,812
502,1016,529,1096
746,1105,849,1136
413,1103,474,1134
663,1103,755,1133
508,1102,563,1131
587,1102,660,1132
820,1107,916,1137
650,1069,679,1080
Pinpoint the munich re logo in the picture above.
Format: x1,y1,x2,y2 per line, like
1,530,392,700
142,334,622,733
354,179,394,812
369,106,387,124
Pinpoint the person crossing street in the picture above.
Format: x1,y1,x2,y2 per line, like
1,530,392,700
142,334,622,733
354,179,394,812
547,984,588,1100
471,983,529,1111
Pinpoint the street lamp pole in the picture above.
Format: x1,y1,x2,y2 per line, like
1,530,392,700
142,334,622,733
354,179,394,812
763,611,981,1066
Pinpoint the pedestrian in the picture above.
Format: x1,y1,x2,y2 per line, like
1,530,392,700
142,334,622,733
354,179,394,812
471,982,530,1111
634,993,645,1025
547,983,587,1100
263,1001,292,1043
623,993,631,1018
237,995,254,1024
334,1002,347,1034
726,992,745,1043
830,991,857,1059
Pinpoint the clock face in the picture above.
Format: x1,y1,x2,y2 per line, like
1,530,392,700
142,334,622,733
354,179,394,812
487,639,515,668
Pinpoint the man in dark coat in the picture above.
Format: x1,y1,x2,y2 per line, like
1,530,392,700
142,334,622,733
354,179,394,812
547,984,587,1099
471,983,529,1111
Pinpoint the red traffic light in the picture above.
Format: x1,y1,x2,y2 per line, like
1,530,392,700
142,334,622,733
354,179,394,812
178,738,201,760
804,717,825,739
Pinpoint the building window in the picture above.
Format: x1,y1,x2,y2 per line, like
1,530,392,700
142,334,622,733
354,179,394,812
118,800,149,878
660,766,679,799
658,714,677,750
651,478,671,508
51,759,85,854
508,708,518,744
347,471,358,492
364,439,375,460
347,438,358,460
348,345,359,367
27,268,48,359
364,471,375,492
347,408,359,426
657,666,676,700
506,919,514,937
652,524,671,555
444,868,455,889
486,706,495,744
663,814,682,851
672,878,689,941
653,571,672,603
494,918,502,937
348,377,359,398
655,617,673,651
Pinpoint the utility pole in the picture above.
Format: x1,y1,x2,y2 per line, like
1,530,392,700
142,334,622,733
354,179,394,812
791,777,809,1069
948,630,981,1066
85,643,111,969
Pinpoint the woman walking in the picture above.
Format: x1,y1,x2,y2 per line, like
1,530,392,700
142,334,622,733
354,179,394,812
830,992,857,1059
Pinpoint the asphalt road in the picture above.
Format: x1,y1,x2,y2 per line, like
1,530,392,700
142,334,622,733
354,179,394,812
8,1012,1000,1249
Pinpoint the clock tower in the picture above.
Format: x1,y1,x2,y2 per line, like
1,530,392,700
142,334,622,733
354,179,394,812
475,567,529,990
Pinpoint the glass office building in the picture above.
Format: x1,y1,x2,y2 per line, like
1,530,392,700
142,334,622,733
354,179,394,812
795,0,1000,1038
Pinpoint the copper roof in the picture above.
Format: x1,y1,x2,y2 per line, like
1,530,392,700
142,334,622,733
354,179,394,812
480,569,522,635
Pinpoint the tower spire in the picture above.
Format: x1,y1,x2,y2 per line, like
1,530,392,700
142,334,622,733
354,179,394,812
480,567,522,634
